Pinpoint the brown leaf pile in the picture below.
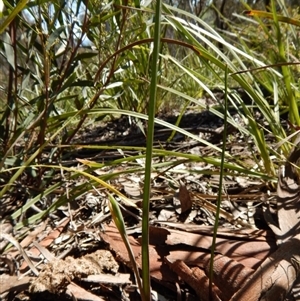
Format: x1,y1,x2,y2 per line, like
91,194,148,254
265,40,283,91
99,146,300,301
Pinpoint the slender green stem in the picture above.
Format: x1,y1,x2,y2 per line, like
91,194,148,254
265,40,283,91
208,65,229,298
108,194,145,300
271,0,299,125
141,0,162,299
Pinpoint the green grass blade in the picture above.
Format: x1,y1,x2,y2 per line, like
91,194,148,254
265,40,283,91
0,0,28,33
141,0,162,298
209,65,229,297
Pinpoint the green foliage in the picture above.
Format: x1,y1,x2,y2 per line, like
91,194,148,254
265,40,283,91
1,0,300,298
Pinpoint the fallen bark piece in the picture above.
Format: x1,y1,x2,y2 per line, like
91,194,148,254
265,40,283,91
83,273,131,286
99,222,178,287
204,254,254,301
66,282,105,301
157,222,275,241
165,228,276,269
165,258,222,301
0,275,32,294
267,147,300,244
166,252,255,300
229,237,300,301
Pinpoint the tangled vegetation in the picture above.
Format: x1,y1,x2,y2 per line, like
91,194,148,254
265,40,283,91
0,0,300,299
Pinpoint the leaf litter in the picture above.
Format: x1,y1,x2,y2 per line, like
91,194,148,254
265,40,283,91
1,109,299,301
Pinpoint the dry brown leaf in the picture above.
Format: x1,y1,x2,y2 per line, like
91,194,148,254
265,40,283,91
0,223,13,252
231,146,300,301
17,217,69,273
179,184,192,214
